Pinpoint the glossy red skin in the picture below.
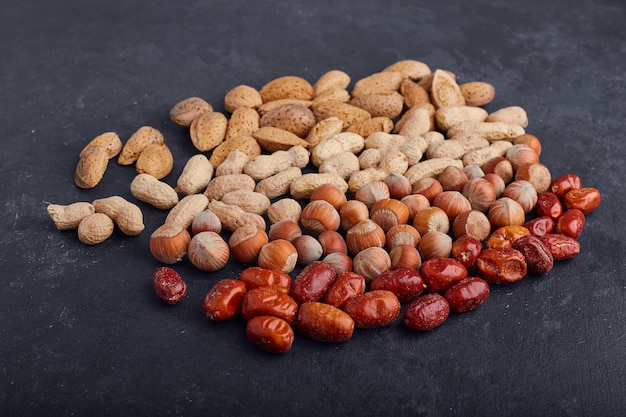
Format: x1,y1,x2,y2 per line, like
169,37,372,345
369,268,424,303
539,234,581,261
296,301,354,342
290,261,337,304
535,192,562,219
444,277,490,313
238,267,292,293
153,267,187,304
524,216,555,237
451,235,482,269
241,287,299,325
475,247,527,284
403,293,450,331
563,188,601,214
343,290,401,328
555,208,586,239
203,278,247,321
512,235,554,275
246,315,294,354
323,271,366,309
419,258,469,293
549,174,582,199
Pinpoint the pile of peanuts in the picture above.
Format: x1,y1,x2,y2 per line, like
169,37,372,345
48,60,601,354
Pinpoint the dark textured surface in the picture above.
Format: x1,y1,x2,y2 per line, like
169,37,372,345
1,0,625,416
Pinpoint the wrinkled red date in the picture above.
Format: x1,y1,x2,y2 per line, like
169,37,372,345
512,235,554,275
241,286,299,325
246,315,294,354
296,301,354,342
475,247,527,284
203,278,247,321
524,216,555,237
451,235,482,269
369,268,424,302
238,267,292,293
539,233,581,260
555,208,586,239
419,257,469,293
535,192,562,219
444,277,490,313
550,174,582,199
343,290,401,328
323,271,366,309
153,267,187,305
290,261,337,304
563,187,601,214
403,293,450,331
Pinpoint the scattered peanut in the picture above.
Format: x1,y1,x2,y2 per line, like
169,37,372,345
176,154,214,195
130,173,179,210
77,213,114,245
92,196,144,236
47,202,95,230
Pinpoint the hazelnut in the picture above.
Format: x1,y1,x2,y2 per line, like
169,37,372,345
400,194,430,223
506,144,539,171
418,230,452,260
188,231,230,272
149,223,191,264
412,206,450,236
432,191,472,220
229,225,268,263
339,200,370,232
483,173,505,198
462,177,496,213
268,219,302,242
463,164,485,180
346,219,386,256
370,198,410,232
513,133,542,156
515,162,551,194
384,173,412,200
452,210,491,242
482,156,513,184
503,180,538,214
191,210,222,236
488,197,526,229
389,244,422,270
355,180,390,208
300,200,341,235
322,252,353,275
353,246,392,283
437,166,468,192
412,177,443,203
318,230,348,256
258,239,298,274
385,224,421,250
310,183,348,210
292,234,324,265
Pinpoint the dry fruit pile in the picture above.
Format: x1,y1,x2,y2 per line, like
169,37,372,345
47,60,602,354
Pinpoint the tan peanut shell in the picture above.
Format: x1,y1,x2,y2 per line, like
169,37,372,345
204,173,256,201
459,82,496,107
252,126,310,152
169,97,213,127
259,76,314,102
435,106,489,131
189,111,228,152
220,190,271,215
75,145,109,189
244,146,309,181
305,117,344,147
313,70,351,96
176,154,214,195
311,100,371,128
130,173,179,210
226,107,260,140
135,142,174,179
215,150,249,176
259,104,316,138
345,117,394,138
289,173,349,200
223,85,263,113
447,121,525,142
92,196,144,236
348,168,389,193
77,213,114,245
80,132,122,159
350,92,404,119
207,200,266,232
47,202,95,231
486,106,529,128
378,149,409,174
209,134,262,167
462,140,513,166
311,132,365,167
430,69,466,109
351,71,404,97
267,199,302,224
383,59,432,80
404,157,464,184
118,126,164,165
255,167,302,199
165,194,209,230
318,151,361,180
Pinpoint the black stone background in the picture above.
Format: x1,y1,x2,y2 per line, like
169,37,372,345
1,0,625,416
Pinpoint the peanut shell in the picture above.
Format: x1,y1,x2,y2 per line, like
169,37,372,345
130,173,179,210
